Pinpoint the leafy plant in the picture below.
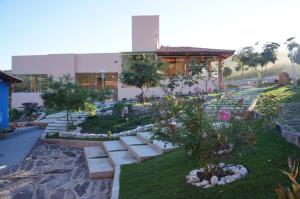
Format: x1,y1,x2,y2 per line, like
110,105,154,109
233,42,280,87
276,158,300,199
41,75,90,126
121,54,166,102
153,94,257,178
256,86,293,123
223,67,233,78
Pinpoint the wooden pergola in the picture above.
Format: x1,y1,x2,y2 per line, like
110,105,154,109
156,46,235,88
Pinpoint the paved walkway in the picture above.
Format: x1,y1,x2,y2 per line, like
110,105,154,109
0,142,112,199
0,127,44,169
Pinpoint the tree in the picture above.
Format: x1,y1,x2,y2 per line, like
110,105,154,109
233,42,280,87
161,61,211,94
41,75,90,127
120,54,165,102
285,37,300,87
222,67,232,79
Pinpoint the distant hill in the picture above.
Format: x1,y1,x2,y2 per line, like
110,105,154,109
223,51,300,80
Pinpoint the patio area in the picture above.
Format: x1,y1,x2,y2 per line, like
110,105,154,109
0,141,112,199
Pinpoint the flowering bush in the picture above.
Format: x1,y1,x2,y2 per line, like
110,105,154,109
218,109,232,122
153,94,258,179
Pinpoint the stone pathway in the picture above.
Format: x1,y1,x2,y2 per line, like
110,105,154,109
204,87,265,115
279,102,300,132
0,127,44,169
0,141,112,199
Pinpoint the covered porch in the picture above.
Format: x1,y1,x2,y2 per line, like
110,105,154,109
156,46,235,88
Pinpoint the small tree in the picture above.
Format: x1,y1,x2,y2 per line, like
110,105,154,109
41,75,90,127
222,67,232,79
120,54,165,102
233,42,280,87
161,62,211,94
285,37,300,87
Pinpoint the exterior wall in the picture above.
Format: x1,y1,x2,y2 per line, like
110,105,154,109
75,53,122,73
0,80,9,128
11,92,43,108
132,15,159,52
117,78,218,100
12,54,76,78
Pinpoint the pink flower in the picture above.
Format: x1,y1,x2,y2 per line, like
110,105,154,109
218,109,231,122
207,87,212,93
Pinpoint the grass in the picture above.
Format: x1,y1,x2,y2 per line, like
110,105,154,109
120,128,300,199
256,85,300,114
79,114,154,134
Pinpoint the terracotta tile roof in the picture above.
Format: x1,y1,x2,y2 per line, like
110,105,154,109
156,46,235,57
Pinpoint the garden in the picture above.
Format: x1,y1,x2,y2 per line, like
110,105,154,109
26,38,300,199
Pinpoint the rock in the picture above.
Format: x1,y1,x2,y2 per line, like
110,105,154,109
189,169,198,176
200,180,209,186
36,188,46,199
186,175,200,183
75,181,90,197
210,176,219,185
240,167,248,176
232,173,241,180
218,180,226,185
64,189,76,199
203,184,213,189
63,151,76,157
192,182,203,187
12,188,33,199
44,169,73,174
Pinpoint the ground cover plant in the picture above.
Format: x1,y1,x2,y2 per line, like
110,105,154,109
80,113,154,134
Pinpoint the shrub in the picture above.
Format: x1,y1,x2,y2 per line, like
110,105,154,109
9,108,23,122
256,86,293,123
153,95,257,178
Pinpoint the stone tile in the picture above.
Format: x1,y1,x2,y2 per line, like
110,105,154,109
102,141,126,152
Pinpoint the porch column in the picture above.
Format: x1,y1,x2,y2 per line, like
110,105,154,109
185,56,189,75
207,60,212,77
217,56,223,89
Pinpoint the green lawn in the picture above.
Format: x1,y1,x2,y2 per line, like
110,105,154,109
120,127,300,199
79,114,154,134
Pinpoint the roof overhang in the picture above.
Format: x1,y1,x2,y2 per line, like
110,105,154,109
156,46,235,59
0,71,22,84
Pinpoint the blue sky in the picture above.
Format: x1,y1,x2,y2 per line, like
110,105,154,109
1,0,299,70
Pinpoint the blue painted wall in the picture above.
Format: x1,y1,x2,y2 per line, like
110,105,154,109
0,80,9,129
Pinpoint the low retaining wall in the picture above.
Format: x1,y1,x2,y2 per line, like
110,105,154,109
41,134,101,148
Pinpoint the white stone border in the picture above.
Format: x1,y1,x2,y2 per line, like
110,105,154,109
58,124,154,139
186,163,248,188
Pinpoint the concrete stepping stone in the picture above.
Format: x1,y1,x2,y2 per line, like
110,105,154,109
86,158,114,179
84,146,107,159
136,132,153,143
137,132,177,153
120,136,145,147
108,151,138,166
127,145,161,162
102,141,126,152
150,140,178,153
